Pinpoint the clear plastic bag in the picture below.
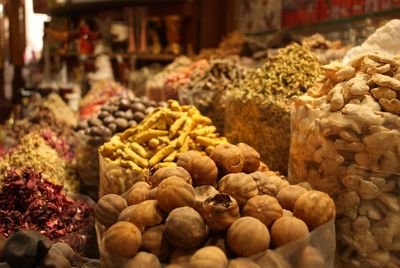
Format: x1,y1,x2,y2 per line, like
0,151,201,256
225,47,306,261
98,153,144,197
289,97,400,267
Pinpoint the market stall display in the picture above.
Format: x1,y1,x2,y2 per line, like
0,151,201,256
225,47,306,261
289,53,400,267
95,143,336,267
225,43,322,174
76,94,166,200
98,100,228,196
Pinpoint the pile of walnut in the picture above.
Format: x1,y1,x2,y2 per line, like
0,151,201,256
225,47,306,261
95,143,335,268
289,52,400,267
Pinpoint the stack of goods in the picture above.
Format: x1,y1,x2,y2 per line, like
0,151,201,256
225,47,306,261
76,94,166,200
99,100,228,196
145,56,192,101
225,43,322,174
301,33,350,64
178,58,249,132
38,93,78,128
289,53,400,267
0,132,79,192
129,66,163,97
79,80,125,120
95,143,336,267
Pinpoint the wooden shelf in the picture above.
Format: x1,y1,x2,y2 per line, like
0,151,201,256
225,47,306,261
49,0,192,15
56,52,176,62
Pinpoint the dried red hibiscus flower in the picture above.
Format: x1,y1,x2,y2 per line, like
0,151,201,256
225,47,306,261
0,169,93,240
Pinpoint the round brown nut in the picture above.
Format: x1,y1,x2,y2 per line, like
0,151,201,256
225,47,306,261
126,187,150,205
243,195,283,227
141,224,171,261
104,221,142,258
118,200,164,232
177,151,218,186
297,246,325,268
95,194,127,227
236,143,260,173
123,252,161,268
156,177,195,213
270,216,309,248
151,166,192,187
115,118,128,131
255,250,291,268
227,217,270,257
189,246,228,268
218,173,258,207
228,258,261,268
210,144,244,174
133,111,146,122
132,102,146,112
164,207,207,251
293,190,336,230
276,185,308,211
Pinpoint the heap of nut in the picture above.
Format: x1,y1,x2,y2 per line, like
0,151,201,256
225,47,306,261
95,142,335,267
289,52,400,267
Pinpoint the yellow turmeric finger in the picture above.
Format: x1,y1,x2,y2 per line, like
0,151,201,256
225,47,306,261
138,110,162,131
190,126,217,137
149,144,175,167
164,150,178,162
169,116,187,139
120,128,137,141
135,129,169,144
129,142,147,158
148,138,160,148
123,148,148,168
196,136,226,147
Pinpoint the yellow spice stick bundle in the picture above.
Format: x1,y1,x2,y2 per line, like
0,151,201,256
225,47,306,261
99,100,227,171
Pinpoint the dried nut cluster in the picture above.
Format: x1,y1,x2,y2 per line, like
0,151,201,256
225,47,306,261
289,52,400,267
99,100,227,174
77,95,164,139
95,143,335,266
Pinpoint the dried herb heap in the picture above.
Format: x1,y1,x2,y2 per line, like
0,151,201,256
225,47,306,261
233,43,322,105
0,169,93,239
0,132,78,192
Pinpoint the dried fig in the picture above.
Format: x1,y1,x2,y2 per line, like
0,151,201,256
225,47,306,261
123,252,161,268
276,185,308,211
103,221,142,258
151,166,192,187
210,144,244,174
270,216,309,248
189,246,228,268
118,200,164,232
293,190,336,230
157,177,195,213
243,195,283,227
218,173,258,207
165,207,207,250
177,151,218,186
95,194,128,227
201,193,240,230
141,224,171,261
236,143,260,173
227,217,270,257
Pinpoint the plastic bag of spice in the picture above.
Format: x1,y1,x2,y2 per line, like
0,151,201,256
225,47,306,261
288,55,400,267
99,154,144,197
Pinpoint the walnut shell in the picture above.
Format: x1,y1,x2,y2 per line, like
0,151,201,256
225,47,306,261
276,185,308,211
297,246,324,268
210,144,244,174
123,252,161,268
177,152,218,186
156,176,195,213
141,224,171,261
293,190,336,230
118,200,164,232
189,246,228,268
201,193,240,231
227,217,270,257
218,173,258,207
236,143,260,173
95,194,128,227
228,258,261,268
243,195,283,227
104,221,142,258
165,207,207,250
270,216,309,248
151,166,192,187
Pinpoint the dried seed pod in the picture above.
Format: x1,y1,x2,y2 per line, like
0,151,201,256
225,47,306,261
118,200,164,232
156,177,195,213
210,144,244,174
177,151,218,186
151,166,192,187
270,216,309,248
165,207,208,250
236,143,261,173
95,194,128,227
218,173,258,207
201,193,240,230
123,252,162,268
227,217,270,257
189,246,228,268
293,190,336,230
104,221,142,258
141,224,171,261
243,195,283,227
276,185,308,211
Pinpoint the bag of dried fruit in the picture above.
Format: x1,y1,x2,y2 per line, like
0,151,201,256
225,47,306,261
289,53,400,267
225,43,322,174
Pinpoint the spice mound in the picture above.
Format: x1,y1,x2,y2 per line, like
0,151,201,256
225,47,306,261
0,169,93,240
